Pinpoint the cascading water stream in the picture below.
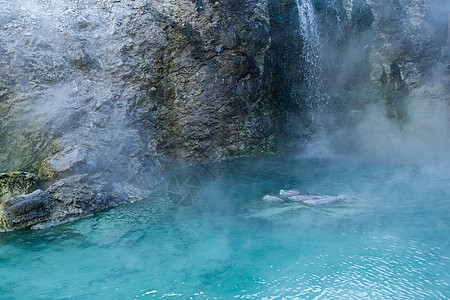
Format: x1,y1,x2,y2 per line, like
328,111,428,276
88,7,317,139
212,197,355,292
295,0,332,155
294,0,352,156
295,0,325,112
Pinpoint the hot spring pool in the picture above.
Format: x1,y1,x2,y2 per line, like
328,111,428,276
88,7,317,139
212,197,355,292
1,155,449,299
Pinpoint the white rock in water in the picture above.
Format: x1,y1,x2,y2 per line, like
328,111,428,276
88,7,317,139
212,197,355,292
292,194,361,206
288,194,322,202
301,195,340,206
262,195,283,202
280,189,312,197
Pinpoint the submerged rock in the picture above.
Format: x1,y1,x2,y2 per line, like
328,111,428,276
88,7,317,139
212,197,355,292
279,189,314,197
289,194,360,206
265,189,361,206
262,195,284,202
247,190,362,220
0,172,39,203
0,190,52,231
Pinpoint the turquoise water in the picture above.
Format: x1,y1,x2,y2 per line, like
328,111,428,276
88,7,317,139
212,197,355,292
1,155,449,299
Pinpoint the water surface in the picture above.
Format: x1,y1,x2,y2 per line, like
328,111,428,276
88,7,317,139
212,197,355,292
1,155,449,299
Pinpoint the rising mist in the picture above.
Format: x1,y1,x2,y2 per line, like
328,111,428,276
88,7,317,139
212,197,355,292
296,0,450,166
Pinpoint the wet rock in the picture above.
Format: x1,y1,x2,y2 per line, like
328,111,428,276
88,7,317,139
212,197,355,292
262,195,283,202
256,115,274,138
0,190,52,231
265,189,361,206
289,194,360,206
279,189,313,198
221,25,240,50
0,172,39,203
46,174,122,223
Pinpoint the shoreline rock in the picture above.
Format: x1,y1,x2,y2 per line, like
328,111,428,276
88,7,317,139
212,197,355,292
0,190,52,231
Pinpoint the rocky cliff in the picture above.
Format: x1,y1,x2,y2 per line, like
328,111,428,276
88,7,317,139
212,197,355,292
365,0,449,119
0,0,279,230
268,0,449,141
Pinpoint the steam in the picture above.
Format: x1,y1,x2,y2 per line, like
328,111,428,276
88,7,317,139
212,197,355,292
298,0,450,166
0,0,160,198
331,98,450,164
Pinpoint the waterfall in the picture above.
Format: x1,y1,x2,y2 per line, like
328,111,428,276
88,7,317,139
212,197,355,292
295,0,333,156
295,0,321,65
295,0,326,112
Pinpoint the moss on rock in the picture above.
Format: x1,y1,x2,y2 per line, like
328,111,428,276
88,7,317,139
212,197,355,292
0,172,39,203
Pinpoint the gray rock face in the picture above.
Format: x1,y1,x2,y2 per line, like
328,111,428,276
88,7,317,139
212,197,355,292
271,0,448,137
45,174,126,223
0,0,276,170
365,0,448,119
0,0,278,227
0,190,52,231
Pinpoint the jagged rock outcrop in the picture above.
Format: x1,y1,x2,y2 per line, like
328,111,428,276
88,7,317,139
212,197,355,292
0,189,52,231
46,173,128,224
146,0,277,160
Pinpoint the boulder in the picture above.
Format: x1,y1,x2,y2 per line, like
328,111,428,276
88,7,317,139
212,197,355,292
0,190,52,231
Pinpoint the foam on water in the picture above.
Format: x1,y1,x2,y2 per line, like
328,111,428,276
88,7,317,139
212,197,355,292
0,156,449,299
